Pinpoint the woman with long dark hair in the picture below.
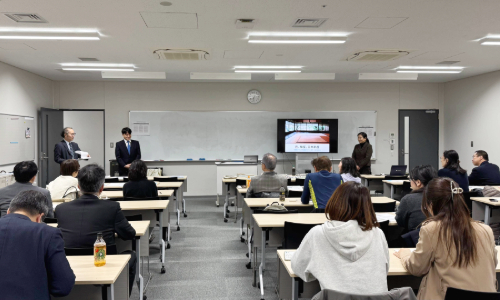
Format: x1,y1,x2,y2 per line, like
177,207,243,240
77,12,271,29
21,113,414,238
352,132,373,174
338,157,361,183
122,160,158,199
394,177,497,300
438,150,469,192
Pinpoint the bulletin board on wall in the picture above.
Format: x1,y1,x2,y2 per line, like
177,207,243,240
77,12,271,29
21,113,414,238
0,113,35,166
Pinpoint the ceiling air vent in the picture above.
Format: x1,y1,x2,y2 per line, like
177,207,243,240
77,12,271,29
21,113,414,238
4,13,47,23
345,50,410,62
78,57,100,61
292,18,328,28
153,49,210,60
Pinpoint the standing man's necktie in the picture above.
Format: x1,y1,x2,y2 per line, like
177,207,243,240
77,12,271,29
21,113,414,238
69,143,75,159
127,141,130,154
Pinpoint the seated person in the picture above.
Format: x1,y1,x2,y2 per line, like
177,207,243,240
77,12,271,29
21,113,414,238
123,160,158,198
246,153,287,198
338,157,361,184
395,178,497,300
0,190,75,299
438,150,469,192
292,182,389,295
468,150,500,185
301,156,342,212
396,165,437,232
46,159,80,199
0,161,53,217
55,164,137,296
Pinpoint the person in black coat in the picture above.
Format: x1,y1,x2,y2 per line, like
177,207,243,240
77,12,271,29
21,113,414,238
115,127,142,176
469,150,500,185
123,160,158,199
0,190,75,300
438,150,469,192
55,164,136,295
352,132,373,175
54,127,84,164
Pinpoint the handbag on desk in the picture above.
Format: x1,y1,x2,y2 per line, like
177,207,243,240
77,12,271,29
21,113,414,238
263,202,288,212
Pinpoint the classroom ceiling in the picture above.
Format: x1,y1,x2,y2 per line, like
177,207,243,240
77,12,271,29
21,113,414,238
0,0,499,82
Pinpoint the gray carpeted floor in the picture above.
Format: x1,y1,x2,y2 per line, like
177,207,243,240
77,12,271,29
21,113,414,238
131,197,280,300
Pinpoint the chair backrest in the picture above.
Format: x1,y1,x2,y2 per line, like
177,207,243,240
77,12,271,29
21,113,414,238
125,214,143,221
43,217,58,224
384,176,408,180
401,228,420,248
373,202,396,212
122,196,161,201
236,179,247,186
463,191,482,215
253,208,299,214
400,182,412,198
283,222,317,249
445,287,500,300
154,177,179,182
64,247,94,256
252,191,280,198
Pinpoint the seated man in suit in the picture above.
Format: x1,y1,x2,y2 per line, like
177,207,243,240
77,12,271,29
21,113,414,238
246,153,288,198
469,150,500,185
0,190,75,299
301,156,342,212
115,127,142,176
0,161,53,217
54,127,83,164
55,164,137,295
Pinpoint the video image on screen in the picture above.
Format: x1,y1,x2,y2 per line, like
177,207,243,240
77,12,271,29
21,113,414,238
277,119,337,153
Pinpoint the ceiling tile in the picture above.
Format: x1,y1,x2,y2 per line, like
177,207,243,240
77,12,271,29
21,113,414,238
355,17,408,29
140,12,198,29
0,43,35,50
223,50,263,59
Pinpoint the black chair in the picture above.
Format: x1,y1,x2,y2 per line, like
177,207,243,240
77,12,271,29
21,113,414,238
373,202,396,212
125,214,143,221
43,217,57,224
122,196,161,201
154,177,178,182
445,287,500,300
105,177,129,183
463,191,482,216
384,175,408,180
283,221,317,249
65,245,118,256
236,178,247,187
401,228,420,248
378,220,390,240
399,182,412,199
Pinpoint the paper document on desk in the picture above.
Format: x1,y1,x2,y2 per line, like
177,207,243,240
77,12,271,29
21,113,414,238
387,180,405,184
75,151,90,159
104,182,125,188
376,213,396,223
288,186,304,192
469,186,485,190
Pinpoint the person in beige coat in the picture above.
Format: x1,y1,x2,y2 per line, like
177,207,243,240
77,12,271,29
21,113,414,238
395,177,497,300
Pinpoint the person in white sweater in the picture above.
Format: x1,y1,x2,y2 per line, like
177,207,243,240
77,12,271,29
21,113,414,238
291,181,389,296
46,159,80,200
338,157,362,184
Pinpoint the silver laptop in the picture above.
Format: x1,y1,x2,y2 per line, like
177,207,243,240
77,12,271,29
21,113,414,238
244,155,258,164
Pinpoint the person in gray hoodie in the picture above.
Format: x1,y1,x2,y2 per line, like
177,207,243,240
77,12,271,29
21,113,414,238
291,182,389,295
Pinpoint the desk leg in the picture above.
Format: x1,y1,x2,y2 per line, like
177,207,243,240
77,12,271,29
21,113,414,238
181,187,187,217
292,277,299,300
362,178,367,187
259,230,266,299
223,183,229,222
175,189,180,231
159,212,166,274
391,186,394,199
485,205,491,225
136,238,144,300
107,284,115,300
234,191,240,223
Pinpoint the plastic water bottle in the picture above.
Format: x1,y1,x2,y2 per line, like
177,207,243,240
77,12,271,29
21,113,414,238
94,232,106,267
279,186,286,202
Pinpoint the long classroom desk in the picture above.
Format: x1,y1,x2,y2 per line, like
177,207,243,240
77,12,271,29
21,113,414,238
471,197,500,225
360,174,385,193
383,180,409,199
101,189,174,199
104,181,185,231
51,255,130,300
251,212,398,299
148,176,188,218
49,221,150,300
277,247,500,300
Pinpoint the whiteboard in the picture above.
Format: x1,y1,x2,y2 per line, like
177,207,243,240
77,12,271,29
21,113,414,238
0,114,35,166
129,111,377,161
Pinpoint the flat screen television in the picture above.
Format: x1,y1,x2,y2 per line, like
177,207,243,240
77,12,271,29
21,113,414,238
277,119,338,153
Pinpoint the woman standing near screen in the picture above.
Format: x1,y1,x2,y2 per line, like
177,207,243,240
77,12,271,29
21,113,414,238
352,132,373,175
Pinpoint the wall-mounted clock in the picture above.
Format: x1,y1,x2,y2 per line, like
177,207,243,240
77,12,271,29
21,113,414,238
247,89,262,104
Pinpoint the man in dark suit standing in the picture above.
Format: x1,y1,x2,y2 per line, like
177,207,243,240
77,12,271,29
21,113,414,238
54,127,83,164
115,127,142,176
469,150,500,185
0,190,75,300
55,164,136,295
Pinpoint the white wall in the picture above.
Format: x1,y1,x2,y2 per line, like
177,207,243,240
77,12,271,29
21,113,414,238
55,81,444,195
0,61,53,180
444,70,500,172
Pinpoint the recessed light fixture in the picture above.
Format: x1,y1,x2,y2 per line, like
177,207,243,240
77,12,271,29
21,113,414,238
247,32,348,44
0,28,100,40
190,73,251,80
62,68,134,72
234,66,303,69
235,70,302,73
102,72,165,79
394,66,464,74
275,73,335,80
480,37,500,45
60,63,135,68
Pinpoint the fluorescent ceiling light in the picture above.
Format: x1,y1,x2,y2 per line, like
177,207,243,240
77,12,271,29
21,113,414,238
62,68,134,72
248,37,346,44
397,70,461,74
359,73,418,80
396,66,464,70
235,70,302,73
102,72,165,79
0,29,100,40
61,63,135,68
0,28,98,33
275,73,335,80
481,38,500,45
248,32,349,37
190,73,251,80
234,66,303,69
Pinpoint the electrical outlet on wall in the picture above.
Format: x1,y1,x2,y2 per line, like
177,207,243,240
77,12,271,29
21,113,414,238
110,142,114,148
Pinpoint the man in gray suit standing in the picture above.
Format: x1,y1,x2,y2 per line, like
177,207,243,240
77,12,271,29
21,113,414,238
0,161,53,217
